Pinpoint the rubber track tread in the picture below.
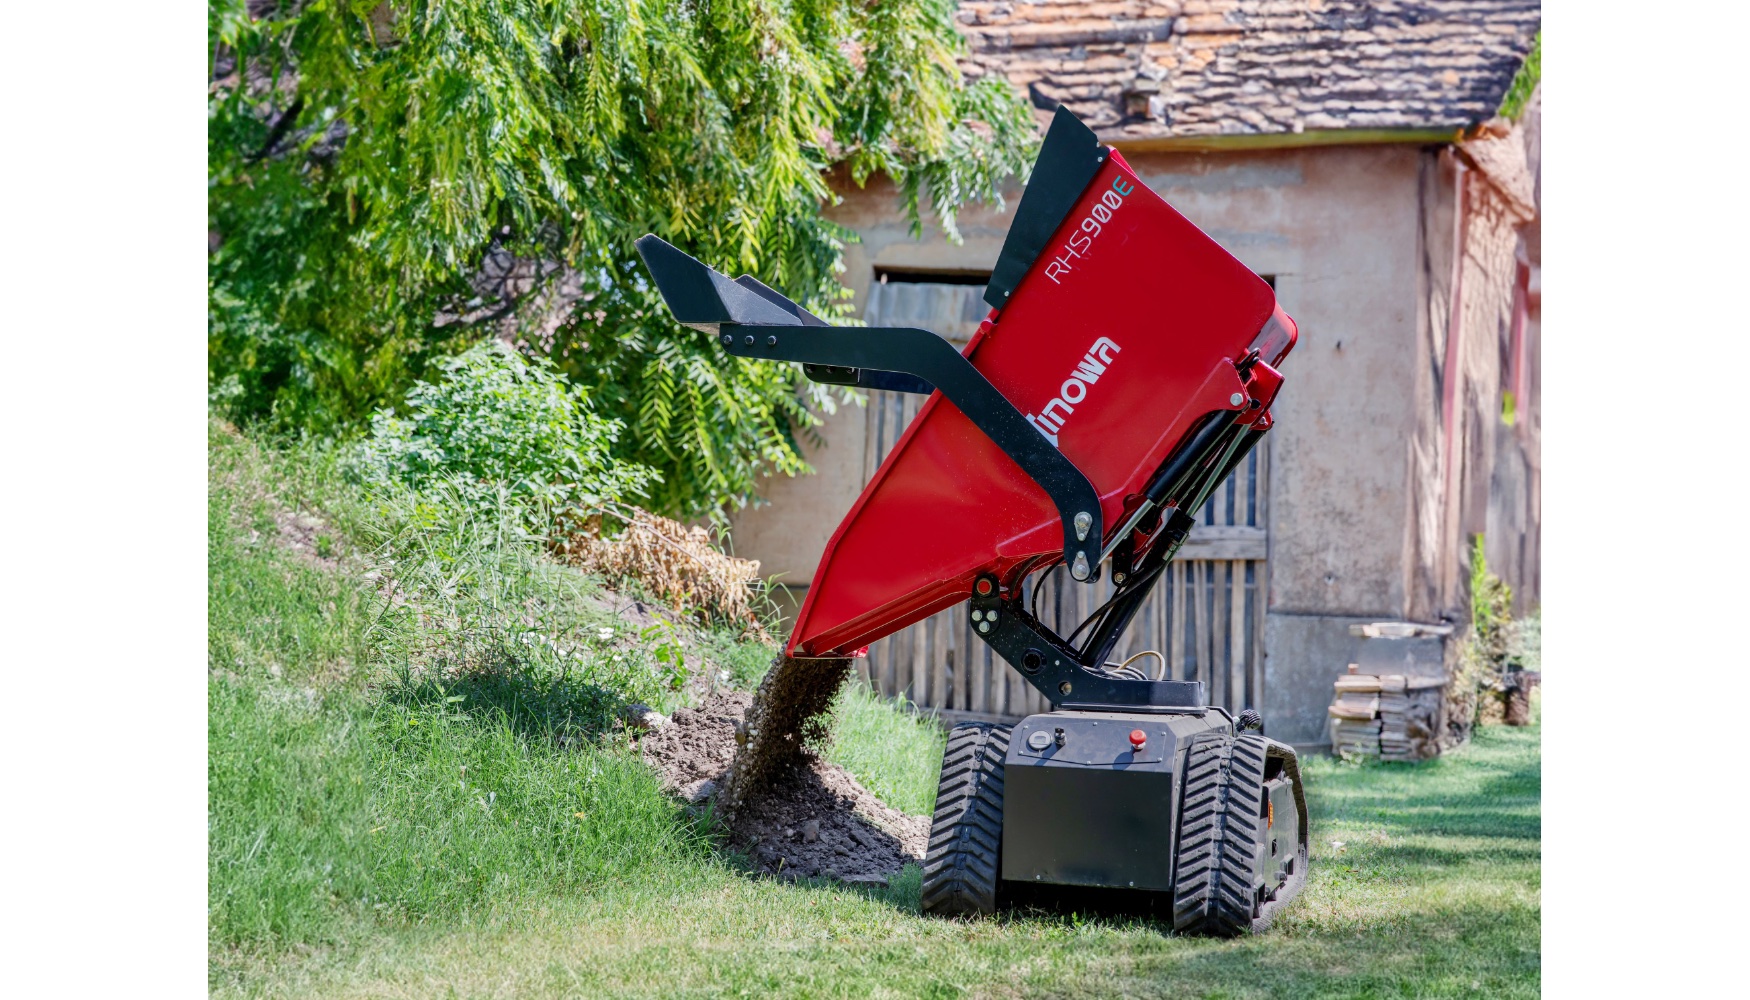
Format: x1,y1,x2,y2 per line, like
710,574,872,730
1172,732,1269,936
921,723,1010,917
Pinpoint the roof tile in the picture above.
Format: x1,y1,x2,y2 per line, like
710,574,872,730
960,0,1539,141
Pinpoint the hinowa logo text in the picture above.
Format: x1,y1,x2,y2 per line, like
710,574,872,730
1026,337,1121,447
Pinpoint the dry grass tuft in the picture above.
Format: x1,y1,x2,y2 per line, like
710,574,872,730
555,505,763,627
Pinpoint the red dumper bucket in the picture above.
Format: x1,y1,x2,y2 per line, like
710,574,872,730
636,107,1296,673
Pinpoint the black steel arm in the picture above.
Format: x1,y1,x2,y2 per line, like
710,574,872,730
969,414,1273,713
634,234,1105,578
970,576,1207,711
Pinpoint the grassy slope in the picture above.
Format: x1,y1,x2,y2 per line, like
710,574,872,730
824,682,949,817
209,425,724,955
211,428,1539,997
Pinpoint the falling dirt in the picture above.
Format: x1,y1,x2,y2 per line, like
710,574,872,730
717,653,854,819
641,679,930,882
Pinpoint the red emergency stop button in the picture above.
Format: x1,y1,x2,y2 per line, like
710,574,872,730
1129,729,1147,750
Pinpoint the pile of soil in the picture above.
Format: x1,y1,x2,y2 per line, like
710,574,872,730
641,688,930,882
640,691,747,804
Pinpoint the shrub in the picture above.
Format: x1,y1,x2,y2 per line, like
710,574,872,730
1469,536,1514,666
1463,537,1540,727
349,342,656,531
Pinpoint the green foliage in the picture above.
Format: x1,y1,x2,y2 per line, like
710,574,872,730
364,478,699,712
348,340,655,530
208,0,1037,516
639,619,688,692
1463,535,1540,726
1469,535,1514,667
1498,30,1541,120
1507,609,1541,675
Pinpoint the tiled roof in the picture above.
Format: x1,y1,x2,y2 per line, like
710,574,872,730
957,1,1541,145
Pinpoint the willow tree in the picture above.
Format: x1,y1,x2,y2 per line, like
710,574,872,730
208,0,1036,516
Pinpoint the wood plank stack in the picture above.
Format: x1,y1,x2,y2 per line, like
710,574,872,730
1328,666,1447,761
1378,674,1446,761
1328,670,1383,758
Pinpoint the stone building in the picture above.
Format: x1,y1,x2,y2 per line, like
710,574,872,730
729,0,1542,748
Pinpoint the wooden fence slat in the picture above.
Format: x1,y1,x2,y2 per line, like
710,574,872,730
971,636,988,715
1216,561,1231,707
889,636,903,699
1229,559,1247,710
931,619,948,711
1176,560,1190,686
1007,649,1024,718
1195,561,1212,698
952,608,968,711
1245,450,1259,527
1008,640,1022,721
1251,559,1267,712
1240,447,1250,524
910,615,927,703
988,644,1001,716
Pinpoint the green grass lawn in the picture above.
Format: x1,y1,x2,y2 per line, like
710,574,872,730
209,426,1539,998
213,724,1539,999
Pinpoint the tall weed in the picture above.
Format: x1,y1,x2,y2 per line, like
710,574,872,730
359,478,687,713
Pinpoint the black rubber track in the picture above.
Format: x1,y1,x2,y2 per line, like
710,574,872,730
920,723,1010,917
1171,731,1269,936
1253,739,1311,933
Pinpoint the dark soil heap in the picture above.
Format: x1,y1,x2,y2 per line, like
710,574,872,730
641,681,929,882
